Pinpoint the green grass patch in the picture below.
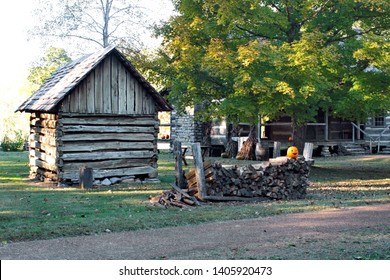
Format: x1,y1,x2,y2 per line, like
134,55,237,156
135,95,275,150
0,151,389,243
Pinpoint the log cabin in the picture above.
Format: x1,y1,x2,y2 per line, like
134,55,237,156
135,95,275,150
170,107,390,156
17,46,172,184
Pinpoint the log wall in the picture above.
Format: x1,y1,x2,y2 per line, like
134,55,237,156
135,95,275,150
28,112,159,184
29,113,59,182
57,113,159,183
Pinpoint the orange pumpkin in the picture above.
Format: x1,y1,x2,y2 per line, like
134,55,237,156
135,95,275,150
287,146,299,159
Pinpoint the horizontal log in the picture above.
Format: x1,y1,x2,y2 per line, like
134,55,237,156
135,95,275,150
61,125,155,134
60,113,157,118
30,150,57,165
61,159,154,171
31,127,57,137
31,113,57,120
269,156,289,166
61,133,155,142
60,141,154,152
31,119,57,129
29,158,58,172
61,166,156,181
30,141,57,155
30,134,56,146
61,150,155,161
59,117,158,126
203,196,267,202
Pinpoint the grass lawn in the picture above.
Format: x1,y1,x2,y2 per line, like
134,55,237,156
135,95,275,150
1,150,389,247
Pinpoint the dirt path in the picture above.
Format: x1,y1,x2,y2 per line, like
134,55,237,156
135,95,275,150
1,203,389,260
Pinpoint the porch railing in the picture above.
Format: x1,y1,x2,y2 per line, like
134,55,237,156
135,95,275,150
352,122,390,152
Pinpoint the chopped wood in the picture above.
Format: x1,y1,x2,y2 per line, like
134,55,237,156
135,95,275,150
149,184,202,208
183,158,310,201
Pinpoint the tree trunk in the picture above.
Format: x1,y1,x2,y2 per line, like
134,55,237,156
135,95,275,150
291,118,306,153
237,125,257,160
225,123,238,158
201,120,212,147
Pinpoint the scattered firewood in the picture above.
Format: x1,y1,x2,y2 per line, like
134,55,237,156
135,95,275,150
149,184,201,208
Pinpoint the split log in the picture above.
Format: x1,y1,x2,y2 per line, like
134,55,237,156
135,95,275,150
149,184,202,208
184,158,309,201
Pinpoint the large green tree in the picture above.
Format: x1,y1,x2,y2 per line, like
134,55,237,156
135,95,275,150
155,0,390,152
26,47,72,93
1,47,71,148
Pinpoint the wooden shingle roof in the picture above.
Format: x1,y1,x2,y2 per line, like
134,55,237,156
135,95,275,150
17,46,172,113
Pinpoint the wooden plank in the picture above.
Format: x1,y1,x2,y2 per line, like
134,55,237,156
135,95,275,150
69,87,80,112
62,166,156,181
269,156,289,165
61,94,70,113
143,88,154,114
127,74,135,114
111,55,119,114
30,141,57,156
29,158,58,172
192,142,207,199
61,133,155,142
61,159,151,171
30,134,57,146
174,141,185,189
203,196,265,202
118,62,127,114
134,81,140,114
94,64,103,113
31,127,57,137
31,119,57,129
30,150,57,165
303,142,314,160
79,166,93,189
29,141,56,151
40,113,57,120
86,72,95,113
102,56,112,113
61,125,155,133
138,82,144,114
273,141,281,158
59,117,158,126
78,79,88,113
61,150,155,161
61,141,154,152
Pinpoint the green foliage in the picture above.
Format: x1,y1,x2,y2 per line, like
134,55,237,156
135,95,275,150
0,131,26,151
0,47,71,147
152,0,390,124
27,47,71,93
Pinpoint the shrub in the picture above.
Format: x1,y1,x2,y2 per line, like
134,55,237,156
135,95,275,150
1,131,26,151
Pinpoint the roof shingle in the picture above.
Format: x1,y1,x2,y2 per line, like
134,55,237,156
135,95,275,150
17,46,172,113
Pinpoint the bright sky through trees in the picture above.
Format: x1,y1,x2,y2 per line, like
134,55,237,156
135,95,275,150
0,0,174,102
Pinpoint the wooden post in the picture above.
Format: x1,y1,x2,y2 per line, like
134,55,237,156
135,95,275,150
303,142,315,165
192,142,207,199
303,142,314,160
79,166,93,189
325,110,329,141
357,121,361,140
273,141,281,158
174,141,185,189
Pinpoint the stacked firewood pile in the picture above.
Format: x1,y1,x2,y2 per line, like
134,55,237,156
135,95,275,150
150,158,309,208
187,158,309,200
